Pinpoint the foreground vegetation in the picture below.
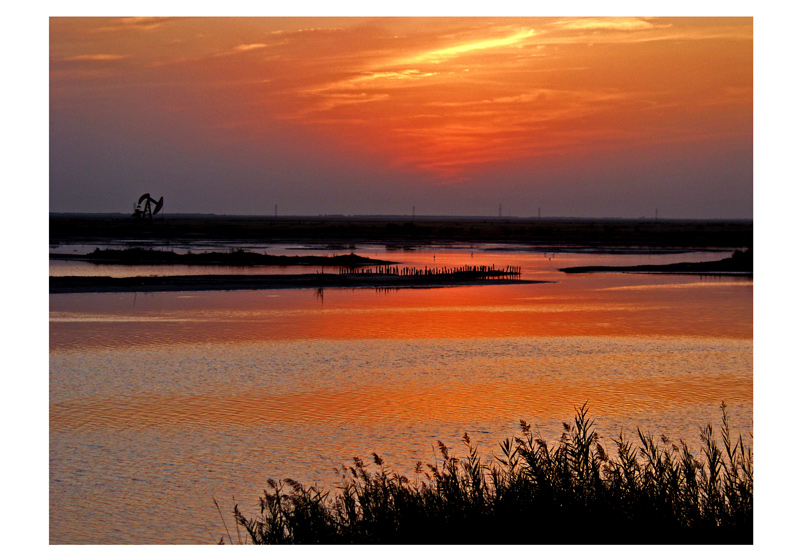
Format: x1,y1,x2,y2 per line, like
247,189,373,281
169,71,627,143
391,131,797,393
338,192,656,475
230,404,752,544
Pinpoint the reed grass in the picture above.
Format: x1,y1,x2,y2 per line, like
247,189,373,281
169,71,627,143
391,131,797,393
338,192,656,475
232,403,752,544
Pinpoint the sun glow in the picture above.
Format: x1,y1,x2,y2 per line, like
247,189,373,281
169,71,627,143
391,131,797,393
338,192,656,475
50,17,752,191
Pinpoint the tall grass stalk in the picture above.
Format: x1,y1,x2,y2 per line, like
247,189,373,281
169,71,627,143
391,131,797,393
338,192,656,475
233,403,752,544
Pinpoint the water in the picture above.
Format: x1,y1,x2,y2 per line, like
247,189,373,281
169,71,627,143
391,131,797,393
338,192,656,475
49,244,752,544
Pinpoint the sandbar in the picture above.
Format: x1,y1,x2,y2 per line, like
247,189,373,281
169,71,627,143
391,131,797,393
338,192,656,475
559,250,752,276
49,273,548,294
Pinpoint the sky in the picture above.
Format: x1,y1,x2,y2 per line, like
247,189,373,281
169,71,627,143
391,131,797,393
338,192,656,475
49,16,753,219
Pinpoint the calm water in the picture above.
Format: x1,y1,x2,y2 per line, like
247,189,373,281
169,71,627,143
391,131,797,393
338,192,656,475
49,244,752,544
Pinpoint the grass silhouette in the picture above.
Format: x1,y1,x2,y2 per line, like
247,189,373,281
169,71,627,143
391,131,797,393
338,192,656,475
231,403,752,544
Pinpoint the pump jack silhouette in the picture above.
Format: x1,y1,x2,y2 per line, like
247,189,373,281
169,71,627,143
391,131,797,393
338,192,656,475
132,193,163,221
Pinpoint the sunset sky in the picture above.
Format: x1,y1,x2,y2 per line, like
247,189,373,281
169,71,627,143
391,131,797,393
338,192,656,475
49,16,753,218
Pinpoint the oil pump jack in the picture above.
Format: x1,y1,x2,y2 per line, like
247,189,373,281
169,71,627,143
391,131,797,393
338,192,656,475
132,193,163,220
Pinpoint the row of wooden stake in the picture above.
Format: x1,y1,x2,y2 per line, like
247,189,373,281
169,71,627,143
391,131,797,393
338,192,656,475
336,264,522,277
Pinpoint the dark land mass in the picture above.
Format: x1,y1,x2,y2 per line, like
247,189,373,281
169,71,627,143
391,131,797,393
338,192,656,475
51,247,394,267
49,273,547,294
50,214,752,250
560,249,753,276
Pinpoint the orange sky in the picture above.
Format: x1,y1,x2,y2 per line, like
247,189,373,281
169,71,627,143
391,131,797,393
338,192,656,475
49,17,753,217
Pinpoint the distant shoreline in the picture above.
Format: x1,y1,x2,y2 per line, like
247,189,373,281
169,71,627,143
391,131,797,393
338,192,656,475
49,273,549,294
559,249,753,277
560,269,752,277
49,214,752,250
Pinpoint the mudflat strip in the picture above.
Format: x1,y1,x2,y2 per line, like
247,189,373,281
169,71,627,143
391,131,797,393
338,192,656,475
50,248,394,267
559,250,752,276
49,273,548,294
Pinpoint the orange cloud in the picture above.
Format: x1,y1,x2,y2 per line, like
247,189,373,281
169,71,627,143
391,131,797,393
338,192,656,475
61,54,129,61
549,17,662,32
233,43,268,52
95,17,183,32
392,28,536,65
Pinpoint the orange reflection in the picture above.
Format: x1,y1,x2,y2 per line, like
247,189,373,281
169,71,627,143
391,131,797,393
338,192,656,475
49,276,752,351
51,373,751,432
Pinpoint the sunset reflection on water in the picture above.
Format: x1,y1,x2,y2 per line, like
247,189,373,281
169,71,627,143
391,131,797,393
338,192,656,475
50,273,751,349
49,249,752,543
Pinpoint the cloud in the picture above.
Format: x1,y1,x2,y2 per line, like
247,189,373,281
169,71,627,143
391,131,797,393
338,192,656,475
352,70,439,83
303,69,439,96
299,92,392,114
550,18,660,32
285,27,539,122
212,43,272,58
60,54,129,62
543,17,751,46
395,28,536,65
233,43,268,52
95,17,182,33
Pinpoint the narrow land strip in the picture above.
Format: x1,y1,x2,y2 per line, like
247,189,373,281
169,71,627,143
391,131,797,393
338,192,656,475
49,273,548,294
50,248,395,267
559,249,752,276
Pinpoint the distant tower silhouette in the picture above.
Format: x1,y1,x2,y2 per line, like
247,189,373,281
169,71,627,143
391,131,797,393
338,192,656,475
499,203,502,217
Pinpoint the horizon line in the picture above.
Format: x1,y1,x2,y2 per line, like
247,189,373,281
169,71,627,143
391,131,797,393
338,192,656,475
48,212,754,222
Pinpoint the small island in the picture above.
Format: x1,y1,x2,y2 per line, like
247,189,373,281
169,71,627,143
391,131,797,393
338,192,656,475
50,247,395,267
559,249,752,276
